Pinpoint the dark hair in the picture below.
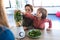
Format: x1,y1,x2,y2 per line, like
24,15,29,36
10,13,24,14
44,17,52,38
37,8,47,19
25,4,33,12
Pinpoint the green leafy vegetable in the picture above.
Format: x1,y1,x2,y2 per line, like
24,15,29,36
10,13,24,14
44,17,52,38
28,29,41,38
14,10,22,22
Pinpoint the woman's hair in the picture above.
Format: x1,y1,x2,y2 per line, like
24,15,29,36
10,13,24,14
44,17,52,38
25,4,33,12
37,8,47,19
0,0,9,27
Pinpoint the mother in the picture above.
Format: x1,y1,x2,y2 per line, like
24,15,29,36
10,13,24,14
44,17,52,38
0,0,15,40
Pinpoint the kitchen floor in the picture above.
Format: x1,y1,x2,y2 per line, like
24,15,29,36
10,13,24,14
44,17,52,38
7,14,60,40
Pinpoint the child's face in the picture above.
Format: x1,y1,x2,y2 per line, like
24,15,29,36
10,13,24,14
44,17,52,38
25,6,32,13
36,10,42,18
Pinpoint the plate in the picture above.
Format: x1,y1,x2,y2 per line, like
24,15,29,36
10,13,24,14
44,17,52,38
27,29,41,38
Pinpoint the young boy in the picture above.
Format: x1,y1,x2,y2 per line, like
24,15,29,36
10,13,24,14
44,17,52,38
23,8,52,31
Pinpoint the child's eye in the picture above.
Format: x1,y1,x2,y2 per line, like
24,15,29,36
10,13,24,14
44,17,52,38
25,9,31,11
39,13,40,14
38,11,40,14
39,12,41,14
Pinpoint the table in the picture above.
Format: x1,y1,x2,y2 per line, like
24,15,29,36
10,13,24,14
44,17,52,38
16,29,60,40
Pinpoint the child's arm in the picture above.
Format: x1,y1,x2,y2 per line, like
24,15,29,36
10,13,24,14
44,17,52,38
21,12,35,19
45,19,52,31
24,13,35,20
48,19,52,28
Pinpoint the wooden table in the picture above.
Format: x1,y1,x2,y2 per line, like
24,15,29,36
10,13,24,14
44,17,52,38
16,29,60,40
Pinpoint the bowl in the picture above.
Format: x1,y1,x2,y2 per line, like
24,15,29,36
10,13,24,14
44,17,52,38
27,29,41,38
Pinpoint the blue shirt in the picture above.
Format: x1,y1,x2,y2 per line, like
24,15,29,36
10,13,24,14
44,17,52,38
0,26,15,40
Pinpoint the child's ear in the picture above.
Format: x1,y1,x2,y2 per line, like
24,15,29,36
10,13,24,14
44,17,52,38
41,13,47,19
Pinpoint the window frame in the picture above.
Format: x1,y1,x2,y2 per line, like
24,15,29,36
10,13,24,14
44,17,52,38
32,0,60,8
5,0,11,9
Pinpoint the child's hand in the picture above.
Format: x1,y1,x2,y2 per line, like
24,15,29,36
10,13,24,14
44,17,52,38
46,28,51,31
23,26,28,30
21,12,24,14
22,12,27,15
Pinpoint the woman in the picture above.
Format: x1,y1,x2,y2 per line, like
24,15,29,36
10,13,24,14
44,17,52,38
23,4,33,30
0,0,15,40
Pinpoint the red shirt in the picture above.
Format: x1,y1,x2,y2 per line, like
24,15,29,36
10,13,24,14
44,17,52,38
24,13,52,29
